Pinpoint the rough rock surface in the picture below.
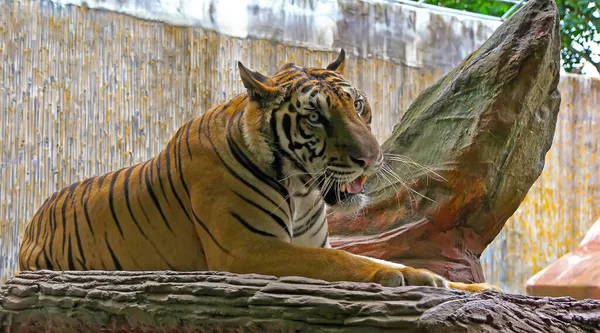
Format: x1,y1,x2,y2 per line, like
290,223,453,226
329,0,561,283
1,270,599,332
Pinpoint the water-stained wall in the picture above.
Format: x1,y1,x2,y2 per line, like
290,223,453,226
0,0,598,294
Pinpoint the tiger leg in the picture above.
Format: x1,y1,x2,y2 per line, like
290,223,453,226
198,224,496,291
350,253,502,292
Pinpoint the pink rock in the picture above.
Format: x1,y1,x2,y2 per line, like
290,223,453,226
525,219,600,300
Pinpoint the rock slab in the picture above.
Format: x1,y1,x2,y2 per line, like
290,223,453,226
526,218,600,300
329,0,562,283
1,270,599,332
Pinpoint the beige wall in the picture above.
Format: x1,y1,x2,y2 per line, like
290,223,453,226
1,1,599,294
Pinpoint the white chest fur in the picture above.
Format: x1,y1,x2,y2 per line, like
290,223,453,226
287,177,331,248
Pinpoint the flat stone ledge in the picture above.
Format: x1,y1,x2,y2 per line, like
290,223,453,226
1,270,599,332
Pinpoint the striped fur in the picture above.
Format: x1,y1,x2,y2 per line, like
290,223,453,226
19,50,500,293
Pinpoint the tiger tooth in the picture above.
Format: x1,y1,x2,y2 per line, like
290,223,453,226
339,184,347,192
360,176,367,186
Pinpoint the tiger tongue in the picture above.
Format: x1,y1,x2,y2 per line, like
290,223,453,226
345,176,367,194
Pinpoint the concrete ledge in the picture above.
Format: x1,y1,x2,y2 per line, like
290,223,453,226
1,270,600,332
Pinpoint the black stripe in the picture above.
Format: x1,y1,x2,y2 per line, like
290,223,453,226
231,212,276,237
25,205,50,269
314,141,326,160
176,125,192,200
76,258,86,269
81,178,96,237
326,169,356,175
108,169,125,236
191,209,230,254
268,109,285,181
99,258,107,270
310,215,327,237
319,232,329,248
197,103,210,144
291,77,309,91
47,191,59,203
331,86,345,100
234,191,291,239
67,236,75,270
97,173,109,187
47,193,60,262
124,166,148,238
60,182,79,257
297,120,314,140
282,114,293,144
301,84,314,94
294,201,323,224
296,80,312,93
124,166,176,270
71,188,86,269
167,129,192,222
143,157,174,232
137,160,151,188
272,153,284,181
105,232,123,270
282,113,312,167
271,110,308,174
32,230,44,268
184,120,193,157
22,205,46,267
203,106,290,220
154,154,172,207
294,203,325,237
229,111,289,201
41,248,53,270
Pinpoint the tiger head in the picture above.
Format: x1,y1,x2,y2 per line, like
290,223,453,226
238,49,382,216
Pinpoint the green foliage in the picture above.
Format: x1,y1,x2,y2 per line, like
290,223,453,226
424,0,512,17
558,0,600,74
422,0,600,74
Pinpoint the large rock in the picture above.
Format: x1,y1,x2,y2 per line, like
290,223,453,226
1,270,599,332
329,0,561,283
526,218,600,299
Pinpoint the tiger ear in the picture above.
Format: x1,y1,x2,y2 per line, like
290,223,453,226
238,61,279,98
326,49,346,74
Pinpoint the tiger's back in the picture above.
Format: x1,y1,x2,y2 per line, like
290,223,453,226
18,104,237,271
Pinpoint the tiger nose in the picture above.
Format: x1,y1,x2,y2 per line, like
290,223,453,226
350,154,377,168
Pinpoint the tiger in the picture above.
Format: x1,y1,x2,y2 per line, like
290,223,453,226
18,49,500,293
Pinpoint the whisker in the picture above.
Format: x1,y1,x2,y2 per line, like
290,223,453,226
380,163,437,203
383,153,446,181
270,167,327,216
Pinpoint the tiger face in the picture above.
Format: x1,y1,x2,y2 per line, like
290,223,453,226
239,50,382,216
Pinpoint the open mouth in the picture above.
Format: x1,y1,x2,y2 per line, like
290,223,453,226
322,175,367,206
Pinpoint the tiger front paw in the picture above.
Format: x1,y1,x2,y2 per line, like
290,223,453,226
372,267,503,293
373,267,447,288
